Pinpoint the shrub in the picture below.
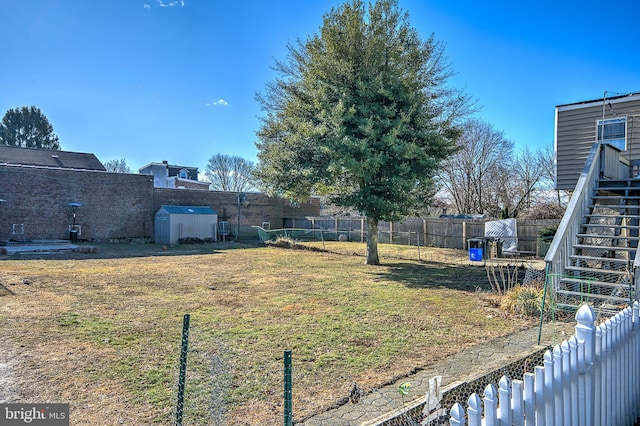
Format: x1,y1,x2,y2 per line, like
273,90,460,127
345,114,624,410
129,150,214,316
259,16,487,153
539,225,558,242
266,236,324,252
519,203,566,220
266,236,300,248
501,284,550,317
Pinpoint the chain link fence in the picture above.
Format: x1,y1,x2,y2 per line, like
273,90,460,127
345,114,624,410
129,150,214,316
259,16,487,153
282,217,560,254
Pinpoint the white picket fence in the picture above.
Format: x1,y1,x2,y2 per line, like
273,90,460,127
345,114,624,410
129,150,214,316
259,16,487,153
448,303,640,425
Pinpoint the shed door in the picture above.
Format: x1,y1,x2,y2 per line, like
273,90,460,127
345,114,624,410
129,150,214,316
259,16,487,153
155,214,170,244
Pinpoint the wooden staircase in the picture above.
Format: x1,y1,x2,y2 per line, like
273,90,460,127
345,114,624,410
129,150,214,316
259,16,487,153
555,178,640,317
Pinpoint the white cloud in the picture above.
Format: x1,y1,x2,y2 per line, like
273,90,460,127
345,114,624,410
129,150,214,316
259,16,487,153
207,99,229,107
145,0,184,8
157,0,184,7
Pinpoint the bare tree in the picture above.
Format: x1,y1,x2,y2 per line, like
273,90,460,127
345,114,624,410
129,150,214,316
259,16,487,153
509,146,546,216
103,158,131,173
437,118,513,215
436,119,560,218
539,144,568,207
204,154,255,192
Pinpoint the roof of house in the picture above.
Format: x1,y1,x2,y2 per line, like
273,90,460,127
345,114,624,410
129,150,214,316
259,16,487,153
0,145,106,171
168,176,209,185
557,92,640,108
157,205,217,215
139,161,199,172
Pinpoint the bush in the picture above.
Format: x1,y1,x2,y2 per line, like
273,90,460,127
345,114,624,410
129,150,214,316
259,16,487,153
539,225,558,241
519,203,566,220
501,284,550,317
266,236,301,248
265,236,324,252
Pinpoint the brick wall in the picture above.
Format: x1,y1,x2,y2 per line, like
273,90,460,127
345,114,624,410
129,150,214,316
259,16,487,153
0,166,154,241
152,189,320,239
153,190,287,230
0,165,320,242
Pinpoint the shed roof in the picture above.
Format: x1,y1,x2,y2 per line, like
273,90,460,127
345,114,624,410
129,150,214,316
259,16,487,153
0,145,106,171
157,205,217,215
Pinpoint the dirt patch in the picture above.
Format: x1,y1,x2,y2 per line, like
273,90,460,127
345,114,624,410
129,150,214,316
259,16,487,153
0,336,20,404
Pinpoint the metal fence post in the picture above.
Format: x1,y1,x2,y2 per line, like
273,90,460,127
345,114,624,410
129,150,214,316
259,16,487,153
284,350,292,426
176,313,190,426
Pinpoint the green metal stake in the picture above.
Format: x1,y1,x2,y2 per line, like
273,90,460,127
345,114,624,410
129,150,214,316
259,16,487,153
538,265,550,345
284,350,292,426
176,314,191,426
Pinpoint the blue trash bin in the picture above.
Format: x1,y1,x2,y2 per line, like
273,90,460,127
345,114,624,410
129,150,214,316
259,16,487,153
468,238,485,261
469,248,483,261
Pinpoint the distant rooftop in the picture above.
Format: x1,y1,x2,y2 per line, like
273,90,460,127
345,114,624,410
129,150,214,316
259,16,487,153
138,160,198,171
0,145,106,171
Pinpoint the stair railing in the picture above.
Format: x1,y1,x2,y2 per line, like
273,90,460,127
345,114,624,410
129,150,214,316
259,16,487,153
545,143,603,292
546,143,632,294
634,235,640,300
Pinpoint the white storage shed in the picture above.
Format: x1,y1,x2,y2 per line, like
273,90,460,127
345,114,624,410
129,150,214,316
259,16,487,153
154,205,218,244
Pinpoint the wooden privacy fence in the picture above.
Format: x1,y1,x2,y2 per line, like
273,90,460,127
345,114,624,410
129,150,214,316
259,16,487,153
448,303,640,425
284,217,559,254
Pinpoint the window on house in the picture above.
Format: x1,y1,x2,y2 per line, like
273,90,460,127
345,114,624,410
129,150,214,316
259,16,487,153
179,169,188,179
597,117,627,150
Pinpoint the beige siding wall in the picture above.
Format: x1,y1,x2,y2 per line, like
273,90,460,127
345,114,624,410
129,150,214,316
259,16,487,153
168,213,217,243
555,94,640,190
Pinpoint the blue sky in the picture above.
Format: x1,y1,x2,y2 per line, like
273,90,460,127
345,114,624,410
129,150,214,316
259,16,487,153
2,0,639,173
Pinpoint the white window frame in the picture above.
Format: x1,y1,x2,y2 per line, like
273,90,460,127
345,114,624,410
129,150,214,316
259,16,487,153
597,116,627,151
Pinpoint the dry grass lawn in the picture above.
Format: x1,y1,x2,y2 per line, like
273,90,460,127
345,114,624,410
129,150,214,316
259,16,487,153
0,242,537,425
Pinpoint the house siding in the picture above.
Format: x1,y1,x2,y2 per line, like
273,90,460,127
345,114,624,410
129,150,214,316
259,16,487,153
555,94,640,190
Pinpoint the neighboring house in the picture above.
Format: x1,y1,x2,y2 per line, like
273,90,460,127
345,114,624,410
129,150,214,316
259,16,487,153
0,145,106,171
547,92,640,318
139,160,209,190
555,92,640,191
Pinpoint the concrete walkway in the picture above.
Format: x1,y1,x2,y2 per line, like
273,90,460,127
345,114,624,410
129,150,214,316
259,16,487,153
302,321,575,426
0,240,78,255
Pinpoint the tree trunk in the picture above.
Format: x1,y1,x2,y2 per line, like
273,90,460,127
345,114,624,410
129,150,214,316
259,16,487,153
365,216,380,265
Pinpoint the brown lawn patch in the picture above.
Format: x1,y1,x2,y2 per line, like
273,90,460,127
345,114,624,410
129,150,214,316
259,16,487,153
0,243,535,425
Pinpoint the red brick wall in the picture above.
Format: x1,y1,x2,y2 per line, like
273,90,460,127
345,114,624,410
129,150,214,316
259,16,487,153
0,165,320,242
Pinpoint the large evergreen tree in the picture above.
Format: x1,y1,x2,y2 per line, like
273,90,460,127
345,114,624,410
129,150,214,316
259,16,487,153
0,106,60,150
255,0,471,264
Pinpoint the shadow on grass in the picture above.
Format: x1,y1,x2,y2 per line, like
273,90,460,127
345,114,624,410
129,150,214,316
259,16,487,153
373,261,491,292
2,241,263,261
0,282,16,296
